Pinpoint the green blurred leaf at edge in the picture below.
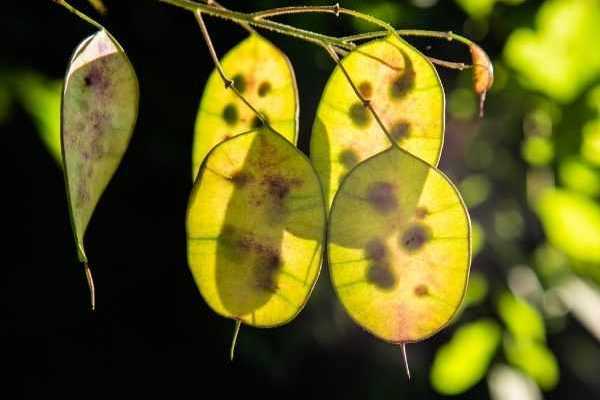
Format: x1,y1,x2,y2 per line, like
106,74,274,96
536,189,600,271
497,292,560,391
504,336,560,391
430,319,502,395
455,0,525,19
504,0,600,102
497,292,545,342
14,72,63,165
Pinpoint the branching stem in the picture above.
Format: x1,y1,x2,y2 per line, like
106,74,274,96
322,44,396,147
160,0,475,71
160,0,353,49
51,0,105,31
203,0,254,34
342,29,474,46
194,10,266,125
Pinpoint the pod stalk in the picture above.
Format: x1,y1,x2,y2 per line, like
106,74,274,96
230,319,242,361
83,262,96,311
401,342,411,380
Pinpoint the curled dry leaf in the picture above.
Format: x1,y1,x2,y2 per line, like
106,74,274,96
469,43,494,117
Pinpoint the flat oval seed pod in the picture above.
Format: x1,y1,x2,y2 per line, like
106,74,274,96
192,34,299,179
311,34,444,207
62,30,139,264
187,126,325,327
328,146,470,343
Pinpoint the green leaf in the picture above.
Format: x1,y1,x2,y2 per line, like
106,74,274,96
62,29,139,261
582,116,600,167
328,146,470,343
558,157,600,197
14,73,63,164
497,292,545,342
430,319,501,395
504,0,600,102
521,136,554,166
192,34,298,179
454,0,525,20
187,127,325,327
504,337,560,391
536,189,600,264
311,34,444,207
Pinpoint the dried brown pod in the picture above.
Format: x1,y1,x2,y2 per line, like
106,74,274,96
469,43,494,117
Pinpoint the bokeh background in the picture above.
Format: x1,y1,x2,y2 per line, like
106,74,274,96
4,0,599,398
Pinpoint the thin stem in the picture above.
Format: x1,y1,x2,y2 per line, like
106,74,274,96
342,29,474,46
251,4,341,19
51,0,105,31
203,0,254,34
160,1,478,71
194,10,266,124
401,343,411,380
206,2,474,71
344,30,474,70
230,319,242,361
338,7,397,37
323,44,395,146
427,56,470,70
84,262,96,311
251,4,397,40
160,0,354,50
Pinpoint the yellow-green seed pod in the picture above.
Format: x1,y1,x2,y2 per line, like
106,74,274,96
311,34,444,207
328,146,471,343
187,127,325,327
192,34,299,179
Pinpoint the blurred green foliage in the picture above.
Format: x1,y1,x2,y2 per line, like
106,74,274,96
430,319,501,394
504,0,600,102
1,71,62,164
536,189,600,267
504,337,559,390
455,0,525,20
497,293,545,342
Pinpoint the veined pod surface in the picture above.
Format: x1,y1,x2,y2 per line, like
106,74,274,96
328,146,471,343
192,34,299,179
61,29,139,262
187,126,325,327
311,34,444,207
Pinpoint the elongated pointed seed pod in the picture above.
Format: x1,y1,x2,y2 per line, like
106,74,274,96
61,29,139,308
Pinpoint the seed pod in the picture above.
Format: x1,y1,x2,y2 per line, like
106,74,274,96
469,43,493,117
61,29,139,306
192,34,299,179
328,145,471,347
187,126,326,327
311,34,445,207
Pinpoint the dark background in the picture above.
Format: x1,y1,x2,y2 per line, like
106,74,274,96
3,0,599,399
